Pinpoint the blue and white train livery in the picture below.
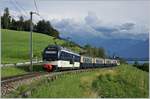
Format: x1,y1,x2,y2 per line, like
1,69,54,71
42,45,120,72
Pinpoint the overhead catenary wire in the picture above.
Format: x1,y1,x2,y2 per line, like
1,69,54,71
9,0,39,23
11,14,19,20
33,0,45,20
13,0,29,17
14,0,40,23
8,0,45,23
9,0,26,18
34,0,39,14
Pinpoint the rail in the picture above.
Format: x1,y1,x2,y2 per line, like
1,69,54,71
1,67,115,97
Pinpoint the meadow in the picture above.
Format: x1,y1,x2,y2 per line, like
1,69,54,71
92,65,149,98
1,65,44,77
5,64,149,98
1,29,82,64
1,29,149,98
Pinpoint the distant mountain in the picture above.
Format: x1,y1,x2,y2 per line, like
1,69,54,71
61,35,149,59
119,39,149,59
51,18,149,59
89,38,149,59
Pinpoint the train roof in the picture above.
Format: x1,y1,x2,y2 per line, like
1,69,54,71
47,45,80,56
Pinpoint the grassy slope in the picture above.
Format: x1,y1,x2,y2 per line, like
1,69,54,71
6,64,148,98
92,65,149,98
31,65,149,98
1,66,28,77
2,29,81,63
1,65,44,77
30,71,100,98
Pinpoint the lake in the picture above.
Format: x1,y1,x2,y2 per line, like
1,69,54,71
127,60,149,65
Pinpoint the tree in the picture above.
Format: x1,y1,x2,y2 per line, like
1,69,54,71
1,8,11,29
1,16,4,28
141,63,149,72
83,44,106,58
34,20,60,38
97,48,105,58
17,16,24,31
35,20,48,34
118,58,127,64
133,61,139,67
23,20,30,31
9,18,17,30
1,7,60,38
50,28,59,38
84,44,91,49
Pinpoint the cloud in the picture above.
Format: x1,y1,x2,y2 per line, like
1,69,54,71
51,17,104,39
51,12,148,41
94,26,118,33
84,11,100,26
119,22,135,30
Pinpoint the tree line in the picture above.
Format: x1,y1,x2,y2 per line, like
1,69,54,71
82,44,106,58
1,8,59,38
1,8,109,58
133,61,149,72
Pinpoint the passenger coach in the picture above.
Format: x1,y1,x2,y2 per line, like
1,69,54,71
43,45,80,71
43,45,120,72
80,56,93,68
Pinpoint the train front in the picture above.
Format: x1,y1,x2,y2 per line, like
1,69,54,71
42,45,59,72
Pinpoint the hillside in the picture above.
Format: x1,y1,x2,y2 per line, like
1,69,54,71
1,29,82,64
4,64,149,98
92,65,148,98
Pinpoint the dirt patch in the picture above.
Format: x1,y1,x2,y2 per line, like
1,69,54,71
80,73,99,97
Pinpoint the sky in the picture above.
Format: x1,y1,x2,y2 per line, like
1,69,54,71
0,0,149,40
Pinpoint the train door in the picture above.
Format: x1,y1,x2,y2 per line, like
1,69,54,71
70,55,75,69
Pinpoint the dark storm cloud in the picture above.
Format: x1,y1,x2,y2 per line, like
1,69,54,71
119,23,135,30
51,12,148,40
93,26,118,33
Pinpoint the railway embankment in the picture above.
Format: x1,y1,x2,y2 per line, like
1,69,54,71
1,67,108,97
2,64,149,98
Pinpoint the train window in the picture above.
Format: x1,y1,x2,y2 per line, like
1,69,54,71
100,60,103,63
60,51,65,60
59,50,80,62
77,57,79,61
74,55,80,62
60,51,71,61
96,59,103,63
45,51,57,54
106,60,111,64
43,49,58,61
82,57,92,63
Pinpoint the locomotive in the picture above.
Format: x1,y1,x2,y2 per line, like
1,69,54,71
42,45,120,72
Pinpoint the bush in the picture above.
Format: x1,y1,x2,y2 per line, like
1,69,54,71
92,65,149,98
139,63,149,72
133,62,149,72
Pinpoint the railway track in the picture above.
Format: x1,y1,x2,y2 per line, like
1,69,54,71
1,72,48,84
1,68,102,84
1,67,115,97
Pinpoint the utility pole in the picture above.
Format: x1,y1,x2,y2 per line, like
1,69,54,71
29,11,39,72
29,12,33,72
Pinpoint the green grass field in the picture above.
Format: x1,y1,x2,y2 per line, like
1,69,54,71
1,65,44,78
2,29,82,64
5,64,149,98
92,65,149,98
1,66,28,78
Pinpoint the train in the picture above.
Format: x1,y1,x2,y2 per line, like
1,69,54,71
42,45,120,72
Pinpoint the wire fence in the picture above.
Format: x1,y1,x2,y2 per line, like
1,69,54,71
1,60,43,67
